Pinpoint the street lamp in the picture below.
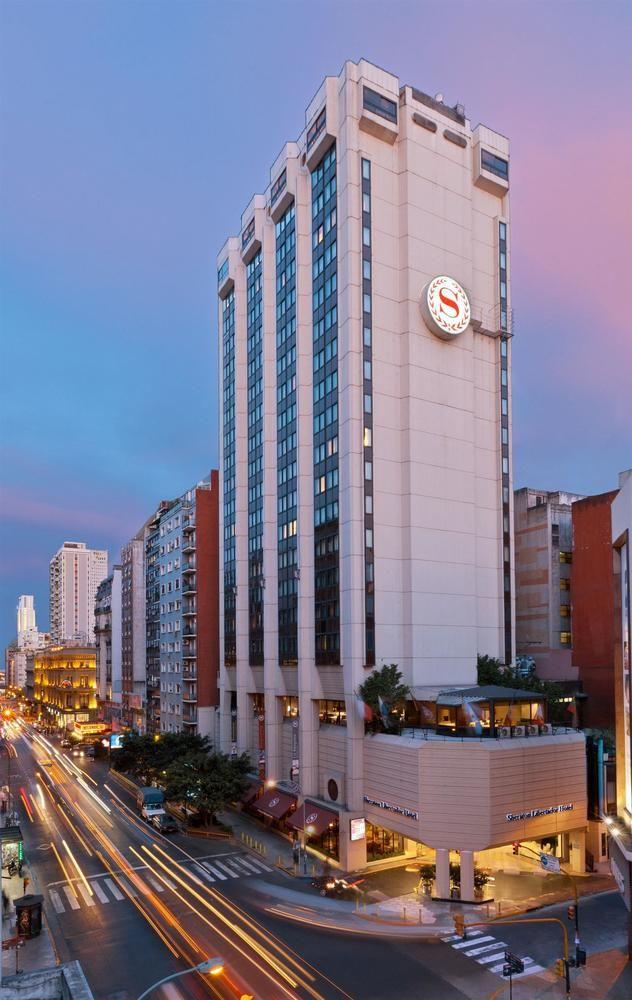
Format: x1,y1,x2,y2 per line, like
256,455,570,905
136,957,224,999
302,823,315,874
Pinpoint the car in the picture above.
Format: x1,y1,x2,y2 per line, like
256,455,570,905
60,739,71,748
150,812,179,834
71,744,95,759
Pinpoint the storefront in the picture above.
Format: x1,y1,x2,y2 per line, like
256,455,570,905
253,787,297,829
287,800,340,861
365,821,405,862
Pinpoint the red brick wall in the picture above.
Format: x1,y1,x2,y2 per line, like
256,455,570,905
572,491,618,728
196,471,219,710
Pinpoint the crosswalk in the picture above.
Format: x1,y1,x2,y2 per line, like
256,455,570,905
442,928,545,979
47,853,273,915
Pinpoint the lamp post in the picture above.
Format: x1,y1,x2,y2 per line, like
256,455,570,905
302,823,315,874
136,958,223,1000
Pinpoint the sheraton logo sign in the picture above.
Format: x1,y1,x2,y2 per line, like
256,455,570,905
506,803,574,823
421,275,471,340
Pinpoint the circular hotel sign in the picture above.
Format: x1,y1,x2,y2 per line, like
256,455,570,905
421,275,471,340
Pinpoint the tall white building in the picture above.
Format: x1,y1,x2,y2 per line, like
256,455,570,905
17,595,37,644
215,60,587,881
49,542,108,643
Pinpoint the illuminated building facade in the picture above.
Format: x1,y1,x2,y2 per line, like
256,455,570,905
34,644,98,730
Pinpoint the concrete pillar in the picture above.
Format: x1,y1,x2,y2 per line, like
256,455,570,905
435,848,450,898
568,828,586,874
460,850,476,902
339,811,367,872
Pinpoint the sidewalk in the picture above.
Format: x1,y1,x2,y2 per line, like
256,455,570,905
2,861,58,981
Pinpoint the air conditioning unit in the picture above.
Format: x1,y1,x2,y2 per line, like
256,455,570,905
539,723,553,735
511,725,526,737
497,726,511,739
526,725,539,737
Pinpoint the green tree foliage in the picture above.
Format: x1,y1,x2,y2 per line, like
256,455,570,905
358,663,410,733
163,751,251,826
113,731,211,784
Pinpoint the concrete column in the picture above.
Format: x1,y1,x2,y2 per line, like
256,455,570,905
460,850,476,902
568,828,586,874
435,848,450,899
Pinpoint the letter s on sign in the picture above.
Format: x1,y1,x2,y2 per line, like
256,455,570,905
438,287,460,319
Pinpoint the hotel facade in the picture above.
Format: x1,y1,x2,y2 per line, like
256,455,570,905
216,60,587,887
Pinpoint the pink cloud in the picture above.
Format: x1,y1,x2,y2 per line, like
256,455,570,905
0,485,136,537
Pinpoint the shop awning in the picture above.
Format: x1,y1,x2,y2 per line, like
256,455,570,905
286,801,338,836
255,788,297,820
241,779,263,805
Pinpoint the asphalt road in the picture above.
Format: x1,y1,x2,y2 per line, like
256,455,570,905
7,723,632,1000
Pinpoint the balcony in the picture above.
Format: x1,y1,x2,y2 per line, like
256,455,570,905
182,518,196,534
183,645,197,659
183,667,197,680
182,560,196,575
182,604,197,617
182,578,197,595
182,537,196,554
182,687,197,704
182,707,197,724
183,625,197,638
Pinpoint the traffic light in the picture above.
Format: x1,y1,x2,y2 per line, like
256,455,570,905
576,947,586,967
512,842,520,855
567,905,576,920
453,913,466,938
554,959,565,978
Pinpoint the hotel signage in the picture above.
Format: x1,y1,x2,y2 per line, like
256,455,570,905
506,802,574,823
364,795,419,821
421,275,471,340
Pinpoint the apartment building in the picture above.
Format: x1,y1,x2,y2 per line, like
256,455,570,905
121,528,148,733
94,567,122,723
514,487,583,680
216,60,587,883
49,542,108,643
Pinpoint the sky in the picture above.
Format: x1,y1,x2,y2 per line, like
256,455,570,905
1,0,631,648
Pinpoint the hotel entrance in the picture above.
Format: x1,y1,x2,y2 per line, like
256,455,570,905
365,822,406,863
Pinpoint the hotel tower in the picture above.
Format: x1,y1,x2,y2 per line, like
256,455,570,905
216,61,586,882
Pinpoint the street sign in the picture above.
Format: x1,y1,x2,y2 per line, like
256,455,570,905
503,950,524,975
540,852,561,873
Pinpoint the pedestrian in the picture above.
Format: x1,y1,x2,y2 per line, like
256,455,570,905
2,889,9,917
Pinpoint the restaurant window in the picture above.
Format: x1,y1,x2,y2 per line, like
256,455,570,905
366,822,405,862
251,693,265,715
282,696,299,719
456,701,491,734
318,699,347,726
436,705,456,730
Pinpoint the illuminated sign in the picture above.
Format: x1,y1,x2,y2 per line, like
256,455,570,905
350,818,366,842
506,803,574,822
109,733,124,750
363,795,419,821
421,275,471,340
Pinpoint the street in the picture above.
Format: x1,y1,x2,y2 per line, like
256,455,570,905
5,721,632,1000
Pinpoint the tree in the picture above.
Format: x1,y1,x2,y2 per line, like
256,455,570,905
358,664,410,734
164,751,251,826
113,731,213,785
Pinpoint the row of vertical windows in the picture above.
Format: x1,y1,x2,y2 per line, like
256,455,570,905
313,144,339,664
499,220,512,665
276,203,298,665
247,251,264,665
222,291,236,666
361,157,375,664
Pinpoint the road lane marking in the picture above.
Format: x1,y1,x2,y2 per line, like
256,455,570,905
117,876,137,898
147,876,164,892
77,882,95,907
91,880,109,903
213,860,240,878
234,856,261,874
476,951,506,965
513,963,544,979
105,878,124,901
49,889,65,914
466,941,507,957
246,856,273,872
452,935,494,950
203,863,227,880
62,885,80,910
442,930,483,943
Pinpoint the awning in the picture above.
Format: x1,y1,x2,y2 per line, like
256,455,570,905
241,779,263,805
286,801,338,836
255,788,297,820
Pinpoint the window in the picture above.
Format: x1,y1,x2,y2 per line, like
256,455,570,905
560,631,571,645
481,149,509,180
363,427,372,447
560,604,571,618
318,699,347,726
560,577,570,591
363,86,397,124
559,550,572,564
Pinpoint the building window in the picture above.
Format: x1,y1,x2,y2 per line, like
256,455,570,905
481,149,509,180
560,550,572,564
282,695,299,718
247,250,265,665
361,156,375,666
560,631,572,645
318,699,347,726
222,289,237,667
363,86,397,124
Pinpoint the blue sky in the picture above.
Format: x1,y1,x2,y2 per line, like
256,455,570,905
1,0,631,647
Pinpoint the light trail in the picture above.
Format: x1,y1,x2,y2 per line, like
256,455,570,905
50,841,79,900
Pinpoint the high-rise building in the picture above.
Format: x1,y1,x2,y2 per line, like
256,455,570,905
121,527,148,734
608,469,632,955
513,487,583,680
17,595,36,644
49,542,108,643
146,475,219,737
216,60,587,881
94,567,122,723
